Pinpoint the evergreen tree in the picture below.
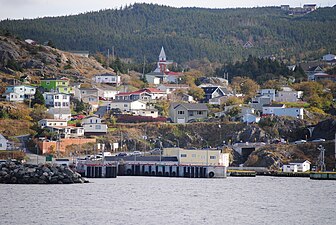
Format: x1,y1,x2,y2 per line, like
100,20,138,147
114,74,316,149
31,89,45,107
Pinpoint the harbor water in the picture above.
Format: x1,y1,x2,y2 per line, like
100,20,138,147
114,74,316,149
1,176,335,225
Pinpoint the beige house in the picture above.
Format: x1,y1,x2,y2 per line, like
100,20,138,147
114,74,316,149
163,148,229,166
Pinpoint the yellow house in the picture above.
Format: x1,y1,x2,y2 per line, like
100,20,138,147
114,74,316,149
163,148,229,166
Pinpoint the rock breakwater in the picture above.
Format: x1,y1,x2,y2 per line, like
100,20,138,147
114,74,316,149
0,162,89,184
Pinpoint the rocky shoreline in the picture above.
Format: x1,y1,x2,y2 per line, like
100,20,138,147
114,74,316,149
0,162,89,184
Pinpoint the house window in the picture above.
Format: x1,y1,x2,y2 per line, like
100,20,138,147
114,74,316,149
95,125,101,129
124,104,128,107
0,144,2,147
192,154,196,158
55,96,59,99
180,154,187,157
210,156,216,159
63,95,67,99
178,111,184,115
197,111,203,115
189,112,193,116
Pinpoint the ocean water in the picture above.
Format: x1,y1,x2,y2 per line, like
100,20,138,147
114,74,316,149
1,176,335,225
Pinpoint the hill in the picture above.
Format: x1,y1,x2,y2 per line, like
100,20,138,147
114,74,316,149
0,35,113,84
0,4,335,64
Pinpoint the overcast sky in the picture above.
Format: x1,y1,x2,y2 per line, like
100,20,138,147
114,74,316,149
0,0,335,20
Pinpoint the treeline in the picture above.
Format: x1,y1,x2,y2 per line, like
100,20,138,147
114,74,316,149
0,4,335,64
215,55,306,83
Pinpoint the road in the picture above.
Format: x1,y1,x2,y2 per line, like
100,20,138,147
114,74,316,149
15,134,31,153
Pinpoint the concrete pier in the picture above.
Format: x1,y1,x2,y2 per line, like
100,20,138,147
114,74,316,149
310,172,336,180
118,163,227,178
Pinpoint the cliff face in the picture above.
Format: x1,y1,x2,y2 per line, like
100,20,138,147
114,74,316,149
312,119,336,140
0,35,112,83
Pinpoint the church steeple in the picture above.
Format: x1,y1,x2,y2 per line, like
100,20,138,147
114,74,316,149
159,46,166,61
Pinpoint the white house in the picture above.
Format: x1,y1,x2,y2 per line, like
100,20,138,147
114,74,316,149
4,85,36,102
282,164,298,172
289,160,311,172
262,104,286,115
93,73,121,86
38,119,68,128
135,109,159,118
81,116,107,134
44,126,85,139
283,160,311,172
47,107,72,121
0,134,8,151
97,87,119,100
43,92,70,108
108,99,147,113
262,104,304,119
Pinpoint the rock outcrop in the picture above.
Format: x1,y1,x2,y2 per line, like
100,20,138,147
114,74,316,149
0,162,88,184
0,35,113,83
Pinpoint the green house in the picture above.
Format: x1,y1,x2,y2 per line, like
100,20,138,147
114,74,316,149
40,78,70,94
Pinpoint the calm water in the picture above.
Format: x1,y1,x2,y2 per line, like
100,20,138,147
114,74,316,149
1,176,335,225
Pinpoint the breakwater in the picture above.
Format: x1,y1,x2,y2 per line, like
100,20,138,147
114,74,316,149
0,162,88,184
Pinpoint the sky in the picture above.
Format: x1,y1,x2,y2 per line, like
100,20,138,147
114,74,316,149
0,0,335,20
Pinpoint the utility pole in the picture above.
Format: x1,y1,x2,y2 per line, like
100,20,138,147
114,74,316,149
112,46,115,61
142,56,146,79
317,145,326,172
107,48,110,68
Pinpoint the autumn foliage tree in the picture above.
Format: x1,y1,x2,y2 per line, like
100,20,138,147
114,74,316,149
231,77,259,102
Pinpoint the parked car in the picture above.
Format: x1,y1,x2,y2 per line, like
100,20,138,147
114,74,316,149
149,148,162,155
312,138,326,142
133,151,142,156
294,140,307,144
117,152,128,157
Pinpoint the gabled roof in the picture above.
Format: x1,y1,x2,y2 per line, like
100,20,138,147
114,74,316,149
306,66,324,72
172,103,208,111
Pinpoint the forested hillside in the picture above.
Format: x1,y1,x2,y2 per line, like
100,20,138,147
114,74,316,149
0,4,335,63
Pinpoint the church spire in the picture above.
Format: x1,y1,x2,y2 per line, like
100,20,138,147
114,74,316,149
159,46,166,61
